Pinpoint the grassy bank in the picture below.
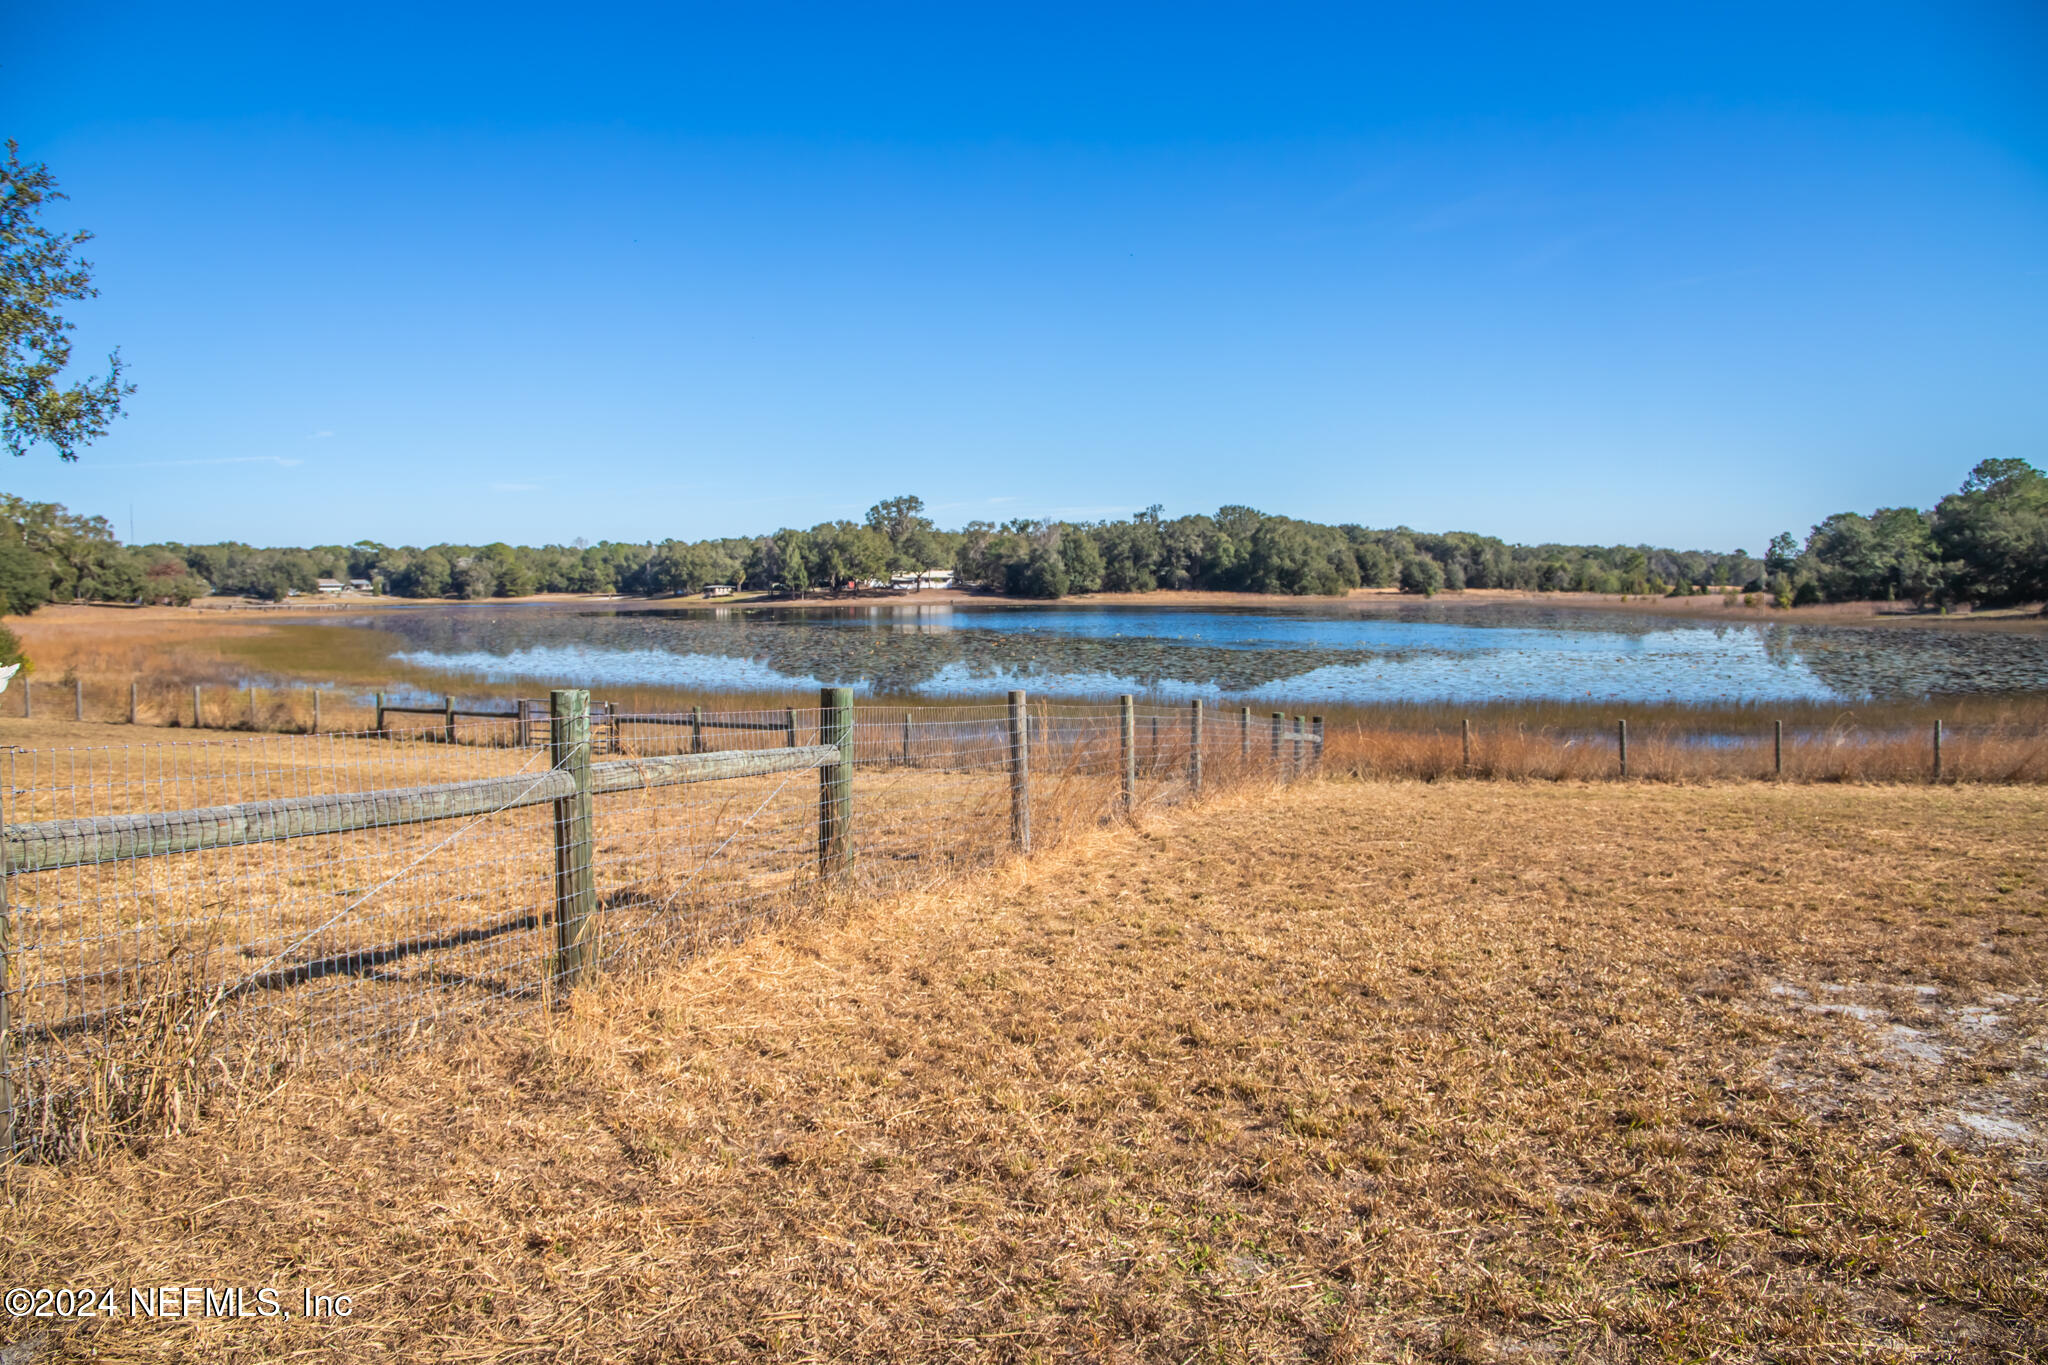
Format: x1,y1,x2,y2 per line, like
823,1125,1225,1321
4,779,2044,1361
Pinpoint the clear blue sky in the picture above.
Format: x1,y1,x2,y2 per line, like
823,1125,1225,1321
5,2,2044,552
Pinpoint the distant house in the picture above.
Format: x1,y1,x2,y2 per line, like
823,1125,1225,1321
702,583,735,597
891,568,955,591
315,579,345,594
349,578,373,593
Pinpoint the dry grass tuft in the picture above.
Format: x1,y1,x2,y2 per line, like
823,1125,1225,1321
5,778,2046,1361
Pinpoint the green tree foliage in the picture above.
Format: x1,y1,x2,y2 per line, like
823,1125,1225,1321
0,621,28,675
1398,555,1445,596
5,460,2037,613
1932,459,2048,608
2,144,132,459
1061,533,1104,593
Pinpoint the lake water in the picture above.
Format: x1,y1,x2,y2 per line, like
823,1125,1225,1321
353,602,2048,704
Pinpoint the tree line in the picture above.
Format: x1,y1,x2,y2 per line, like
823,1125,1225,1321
0,460,2041,616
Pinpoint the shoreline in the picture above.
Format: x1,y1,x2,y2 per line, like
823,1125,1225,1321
111,585,2046,632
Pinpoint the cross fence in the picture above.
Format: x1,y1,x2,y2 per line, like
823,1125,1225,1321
0,691,1321,1161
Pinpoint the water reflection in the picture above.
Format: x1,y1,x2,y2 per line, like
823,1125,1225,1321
367,602,2048,701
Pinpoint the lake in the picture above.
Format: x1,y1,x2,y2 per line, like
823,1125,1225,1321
340,601,2048,704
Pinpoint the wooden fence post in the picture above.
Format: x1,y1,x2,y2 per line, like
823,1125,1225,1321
311,690,321,734
247,686,257,728
1271,712,1284,776
374,692,386,736
1189,698,1203,794
606,700,619,755
818,687,854,874
129,681,139,725
1773,719,1783,779
784,706,798,747
902,711,912,768
550,689,596,992
443,696,457,745
1008,690,1030,853
689,705,703,754
1933,719,1943,784
1618,719,1628,778
1462,717,1471,772
1311,716,1323,773
1293,715,1304,772
1119,695,1135,814
192,685,201,728
74,677,84,722
1239,706,1250,765
1149,715,1159,775
1,853,13,1158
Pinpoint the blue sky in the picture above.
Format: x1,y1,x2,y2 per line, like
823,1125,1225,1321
5,2,2044,552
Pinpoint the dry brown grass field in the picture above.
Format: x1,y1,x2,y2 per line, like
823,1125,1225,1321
4,777,2044,1362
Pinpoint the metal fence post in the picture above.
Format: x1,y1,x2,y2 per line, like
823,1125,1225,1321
1119,695,1135,813
818,687,854,874
1618,718,1628,778
550,689,596,991
1008,690,1030,853
1189,698,1203,795
1933,719,1943,784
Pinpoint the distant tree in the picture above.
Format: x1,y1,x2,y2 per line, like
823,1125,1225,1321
1,143,133,459
1933,459,2048,607
399,550,453,598
1352,540,1397,588
0,538,48,613
0,622,29,675
1017,544,1069,598
135,551,207,605
774,529,812,597
1061,532,1104,594
1399,556,1445,596
1805,508,1940,603
1764,532,1800,578
865,494,933,547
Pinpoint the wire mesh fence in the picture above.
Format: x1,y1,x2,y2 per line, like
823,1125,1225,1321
0,691,1319,1161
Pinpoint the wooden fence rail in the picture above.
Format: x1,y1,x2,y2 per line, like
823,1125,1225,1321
0,687,1320,1154
2,743,842,874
